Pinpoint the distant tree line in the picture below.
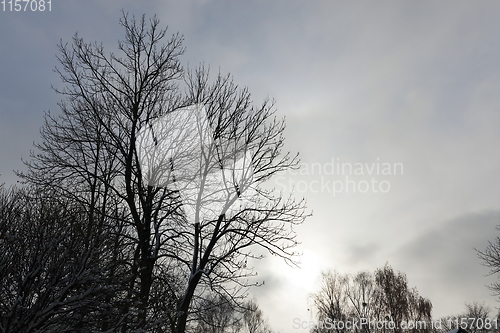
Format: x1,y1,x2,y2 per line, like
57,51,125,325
309,264,500,333
436,301,497,333
309,264,432,333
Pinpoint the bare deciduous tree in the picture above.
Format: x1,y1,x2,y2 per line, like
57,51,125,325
311,270,350,333
435,302,494,333
193,294,242,333
0,186,117,333
241,299,275,333
374,264,410,333
477,225,500,299
20,12,307,332
171,67,307,333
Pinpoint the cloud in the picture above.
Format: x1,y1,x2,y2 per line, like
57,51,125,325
3,2,500,332
392,210,500,317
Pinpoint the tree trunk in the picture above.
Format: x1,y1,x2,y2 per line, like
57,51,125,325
175,272,202,333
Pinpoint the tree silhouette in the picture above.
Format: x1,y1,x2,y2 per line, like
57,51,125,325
20,12,306,332
477,225,500,300
0,185,120,332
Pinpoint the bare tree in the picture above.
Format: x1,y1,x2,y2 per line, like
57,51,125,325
241,299,275,333
477,225,500,299
20,12,306,332
374,264,410,333
374,264,432,333
0,185,118,333
187,296,275,333
463,302,491,333
193,294,242,333
21,13,185,330
311,270,350,333
345,271,382,331
434,302,494,333
171,68,307,333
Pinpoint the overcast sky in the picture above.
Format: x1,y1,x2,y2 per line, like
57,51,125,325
2,1,500,332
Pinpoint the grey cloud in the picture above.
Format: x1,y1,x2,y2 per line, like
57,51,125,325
3,2,500,332
392,211,500,317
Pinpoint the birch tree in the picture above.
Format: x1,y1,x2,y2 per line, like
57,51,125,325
311,265,432,333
